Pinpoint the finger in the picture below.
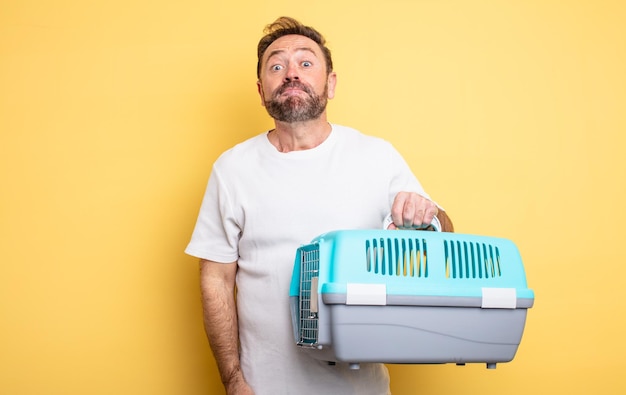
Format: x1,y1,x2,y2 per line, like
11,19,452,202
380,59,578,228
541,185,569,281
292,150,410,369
415,201,439,228
403,198,417,228
390,192,409,227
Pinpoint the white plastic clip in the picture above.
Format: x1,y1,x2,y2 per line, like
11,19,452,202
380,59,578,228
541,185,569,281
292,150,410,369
481,288,517,309
346,283,387,305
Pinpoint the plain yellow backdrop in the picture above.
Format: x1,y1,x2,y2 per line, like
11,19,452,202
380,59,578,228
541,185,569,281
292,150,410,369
1,1,625,394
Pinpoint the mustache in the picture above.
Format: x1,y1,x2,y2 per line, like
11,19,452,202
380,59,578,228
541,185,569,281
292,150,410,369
274,81,314,96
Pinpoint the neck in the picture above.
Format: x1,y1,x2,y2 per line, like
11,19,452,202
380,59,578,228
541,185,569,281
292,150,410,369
269,115,332,153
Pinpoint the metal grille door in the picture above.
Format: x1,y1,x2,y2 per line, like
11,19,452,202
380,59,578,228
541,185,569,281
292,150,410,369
298,247,319,345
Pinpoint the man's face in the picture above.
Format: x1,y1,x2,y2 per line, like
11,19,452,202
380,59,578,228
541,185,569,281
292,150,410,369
257,34,336,123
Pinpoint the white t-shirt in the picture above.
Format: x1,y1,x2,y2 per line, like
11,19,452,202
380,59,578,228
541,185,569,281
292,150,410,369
186,124,431,395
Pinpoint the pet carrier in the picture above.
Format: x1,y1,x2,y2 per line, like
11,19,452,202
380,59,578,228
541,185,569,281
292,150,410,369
289,229,534,369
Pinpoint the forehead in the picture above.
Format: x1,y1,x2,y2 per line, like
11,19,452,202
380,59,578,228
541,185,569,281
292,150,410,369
263,34,323,62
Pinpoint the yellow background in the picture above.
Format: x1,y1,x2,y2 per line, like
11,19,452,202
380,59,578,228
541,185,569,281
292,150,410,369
1,1,625,394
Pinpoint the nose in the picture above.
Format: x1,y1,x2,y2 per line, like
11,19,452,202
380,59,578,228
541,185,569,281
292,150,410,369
284,63,300,82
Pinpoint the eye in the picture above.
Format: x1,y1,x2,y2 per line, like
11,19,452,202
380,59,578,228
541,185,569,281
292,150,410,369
301,61,312,68
271,64,284,72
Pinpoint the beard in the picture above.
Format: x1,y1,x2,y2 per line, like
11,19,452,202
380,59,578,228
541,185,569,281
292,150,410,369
264,81,328,123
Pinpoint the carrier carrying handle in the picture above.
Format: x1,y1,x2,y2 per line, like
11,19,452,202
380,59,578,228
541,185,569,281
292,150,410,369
383,213,442,232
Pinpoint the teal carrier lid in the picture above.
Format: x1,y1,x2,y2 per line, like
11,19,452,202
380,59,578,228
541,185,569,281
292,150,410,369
290,229,534,305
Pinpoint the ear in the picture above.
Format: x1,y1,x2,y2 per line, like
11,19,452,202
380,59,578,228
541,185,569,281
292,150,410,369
257,80,266,107
326,72,337,100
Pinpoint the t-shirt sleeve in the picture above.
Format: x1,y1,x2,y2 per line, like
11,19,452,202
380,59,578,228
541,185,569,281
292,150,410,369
386,142,433,204
184,165,241,263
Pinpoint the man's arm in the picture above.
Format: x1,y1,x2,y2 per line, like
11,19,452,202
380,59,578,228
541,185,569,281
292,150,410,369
199,259,253,395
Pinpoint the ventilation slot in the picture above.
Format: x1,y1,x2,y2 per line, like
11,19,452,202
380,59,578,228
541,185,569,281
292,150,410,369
365,237,428,277
444,240,501,279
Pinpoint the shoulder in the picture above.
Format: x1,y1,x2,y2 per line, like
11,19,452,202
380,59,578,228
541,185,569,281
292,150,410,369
214,132,268,169
332,124,397,153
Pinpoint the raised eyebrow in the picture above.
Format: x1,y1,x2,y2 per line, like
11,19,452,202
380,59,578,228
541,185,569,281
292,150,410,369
265,47,319,64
